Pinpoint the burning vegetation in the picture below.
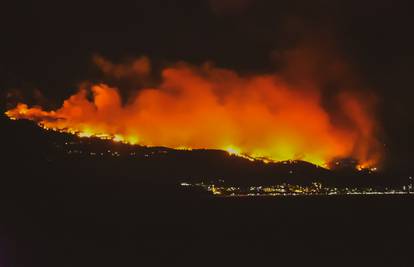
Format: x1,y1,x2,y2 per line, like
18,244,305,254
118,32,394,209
5,54,382,169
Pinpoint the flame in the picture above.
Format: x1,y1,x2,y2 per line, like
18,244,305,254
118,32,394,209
5,60,382,169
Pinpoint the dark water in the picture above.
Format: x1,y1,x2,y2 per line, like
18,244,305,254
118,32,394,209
2,190,414,266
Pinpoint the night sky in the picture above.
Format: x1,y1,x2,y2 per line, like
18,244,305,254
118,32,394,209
1,0,413,169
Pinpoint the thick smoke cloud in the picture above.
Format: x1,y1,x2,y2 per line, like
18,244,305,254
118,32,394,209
6,49,382,168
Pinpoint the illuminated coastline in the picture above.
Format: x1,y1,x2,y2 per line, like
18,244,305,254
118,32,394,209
180,180,414,197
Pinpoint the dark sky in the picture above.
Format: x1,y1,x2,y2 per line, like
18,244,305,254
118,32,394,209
1,0,413,169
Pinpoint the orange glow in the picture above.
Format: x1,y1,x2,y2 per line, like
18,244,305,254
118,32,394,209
5,60,382,169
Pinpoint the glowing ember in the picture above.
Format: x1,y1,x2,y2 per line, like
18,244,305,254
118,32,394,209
5,59,382,169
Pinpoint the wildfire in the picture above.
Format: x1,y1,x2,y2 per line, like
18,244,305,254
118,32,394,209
4,58,382,169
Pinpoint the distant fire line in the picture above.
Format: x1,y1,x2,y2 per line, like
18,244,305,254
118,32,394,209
4,57,382,170
5,110,276,164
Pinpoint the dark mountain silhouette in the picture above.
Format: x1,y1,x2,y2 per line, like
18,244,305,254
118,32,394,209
1,114,410,190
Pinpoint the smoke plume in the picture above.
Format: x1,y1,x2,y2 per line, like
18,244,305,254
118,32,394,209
5,53,382,168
